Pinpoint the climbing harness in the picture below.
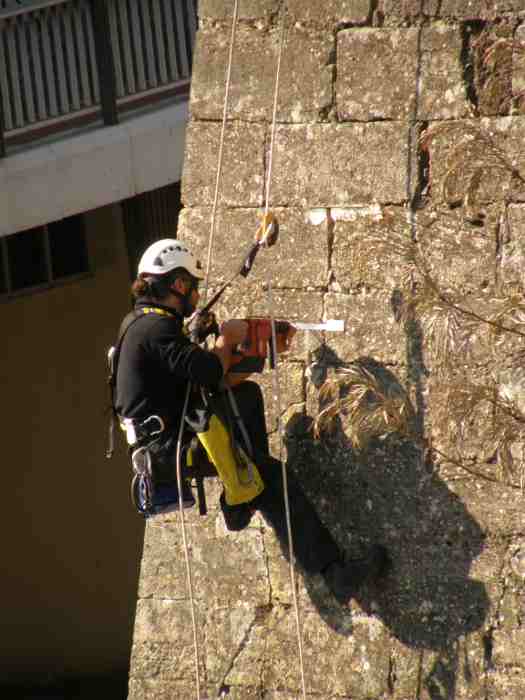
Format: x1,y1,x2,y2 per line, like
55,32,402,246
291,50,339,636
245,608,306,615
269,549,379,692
106,306,172,460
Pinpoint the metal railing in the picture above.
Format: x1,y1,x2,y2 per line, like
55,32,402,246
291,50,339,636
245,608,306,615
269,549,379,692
0,0,196,155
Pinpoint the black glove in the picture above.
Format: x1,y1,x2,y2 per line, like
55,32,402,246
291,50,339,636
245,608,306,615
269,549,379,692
193,311,220,343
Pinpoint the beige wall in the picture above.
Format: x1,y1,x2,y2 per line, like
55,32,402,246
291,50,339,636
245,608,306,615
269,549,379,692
0,203,144,683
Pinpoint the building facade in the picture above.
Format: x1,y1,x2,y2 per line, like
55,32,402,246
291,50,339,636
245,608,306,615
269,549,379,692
0,0,196,688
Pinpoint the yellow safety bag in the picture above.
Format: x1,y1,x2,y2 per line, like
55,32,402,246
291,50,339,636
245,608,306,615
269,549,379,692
195,412,264,506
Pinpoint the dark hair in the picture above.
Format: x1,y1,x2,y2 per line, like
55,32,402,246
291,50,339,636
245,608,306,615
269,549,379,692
131,267,195,300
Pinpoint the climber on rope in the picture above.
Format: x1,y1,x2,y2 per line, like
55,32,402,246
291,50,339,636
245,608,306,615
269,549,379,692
107,227,389,605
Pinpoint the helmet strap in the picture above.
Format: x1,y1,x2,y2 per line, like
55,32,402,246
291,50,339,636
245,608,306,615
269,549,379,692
170,284,196,318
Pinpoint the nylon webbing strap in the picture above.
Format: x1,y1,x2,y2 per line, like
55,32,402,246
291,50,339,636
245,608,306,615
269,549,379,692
106,307,173,459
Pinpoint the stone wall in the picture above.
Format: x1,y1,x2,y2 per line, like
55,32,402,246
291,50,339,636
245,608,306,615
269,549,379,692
128,1,525,698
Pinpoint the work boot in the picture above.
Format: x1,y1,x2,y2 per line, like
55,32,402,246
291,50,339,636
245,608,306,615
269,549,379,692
220,491,255,531
323,545,390,605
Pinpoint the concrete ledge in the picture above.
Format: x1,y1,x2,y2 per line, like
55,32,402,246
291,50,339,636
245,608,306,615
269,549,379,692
0,100,189,236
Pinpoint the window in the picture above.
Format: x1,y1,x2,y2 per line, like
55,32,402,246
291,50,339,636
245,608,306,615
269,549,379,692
0,214,89,297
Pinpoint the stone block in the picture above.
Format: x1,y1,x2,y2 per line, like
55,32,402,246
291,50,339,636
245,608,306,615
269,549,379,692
191,25,333,122
178,207,329,290
416,206,498,295
256,362,305,437
205,602,265,688
198,0,279,20
390,633,487,700
287,0,370,25
500,204,525,295
447,481,525,536
424,117,525,207
472,21,514,118
137,516,269,605
337,28,419,121
493,625,525,666
331,206,413,292
379,0,525,22
324,292,407,365
377,0,439,23
202,286,325,334
181,121,265,207
513,24,525,111
486,669,525,700
427,366,500,464
270,123,409,206
262,530,321,608
418,24,470,120
128,678,202,700
129,599,207,689
261,607,391,697
438,0,525,18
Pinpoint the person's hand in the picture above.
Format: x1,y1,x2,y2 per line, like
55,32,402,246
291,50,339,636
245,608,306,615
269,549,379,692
219,319,249,347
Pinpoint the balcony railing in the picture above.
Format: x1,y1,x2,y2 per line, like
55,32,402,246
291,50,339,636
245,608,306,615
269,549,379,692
0,0,197,156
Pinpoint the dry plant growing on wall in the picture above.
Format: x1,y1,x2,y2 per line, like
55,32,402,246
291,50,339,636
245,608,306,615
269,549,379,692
314,116,525,491
471,20,516,115
314,362,416,451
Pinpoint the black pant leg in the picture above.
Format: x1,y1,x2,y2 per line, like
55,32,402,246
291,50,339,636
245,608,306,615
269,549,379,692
229,381,341,573
229,381,270,455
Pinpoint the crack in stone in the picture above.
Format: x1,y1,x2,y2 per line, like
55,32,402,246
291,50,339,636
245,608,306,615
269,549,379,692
494,205,507,292
216,606,268,695
368,0,379,26
406,19,425,225
460,20,486,114
413,121,431,208
260,519,273,607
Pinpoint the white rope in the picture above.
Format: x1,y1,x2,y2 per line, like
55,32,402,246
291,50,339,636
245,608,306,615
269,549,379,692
175,383,201,699
176,5,241,697
263,6,308,699
203,0,240,303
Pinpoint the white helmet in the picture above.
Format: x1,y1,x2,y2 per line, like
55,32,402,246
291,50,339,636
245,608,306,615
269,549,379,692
137,239,204,279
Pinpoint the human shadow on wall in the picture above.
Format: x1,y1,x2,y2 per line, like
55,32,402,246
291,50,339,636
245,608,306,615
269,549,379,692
282,308,489,700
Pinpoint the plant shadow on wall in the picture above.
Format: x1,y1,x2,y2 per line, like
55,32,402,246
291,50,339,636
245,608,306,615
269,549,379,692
280,146,525,695
283,350,489,700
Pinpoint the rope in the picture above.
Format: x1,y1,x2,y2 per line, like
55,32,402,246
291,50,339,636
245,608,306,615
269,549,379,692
203,0,240,303
177,5,241,697
175,382,201,699
263,6,308,699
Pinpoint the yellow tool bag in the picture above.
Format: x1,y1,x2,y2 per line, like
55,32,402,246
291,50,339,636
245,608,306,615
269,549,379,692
187,391,265,506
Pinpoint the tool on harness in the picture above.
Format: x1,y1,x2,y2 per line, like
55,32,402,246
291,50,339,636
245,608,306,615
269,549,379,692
105,306,202,517
185,390,264,506
129,434,196,518
188,212,279,343
229,318,346,374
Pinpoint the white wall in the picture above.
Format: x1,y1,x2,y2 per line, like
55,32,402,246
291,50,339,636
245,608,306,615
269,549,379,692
0,100,189,236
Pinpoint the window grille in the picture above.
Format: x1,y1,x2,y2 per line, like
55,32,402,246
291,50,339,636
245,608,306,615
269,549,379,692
0,212,89,297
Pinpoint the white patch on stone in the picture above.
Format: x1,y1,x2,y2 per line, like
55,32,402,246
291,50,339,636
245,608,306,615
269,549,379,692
331,204,383,222
307,208,328,225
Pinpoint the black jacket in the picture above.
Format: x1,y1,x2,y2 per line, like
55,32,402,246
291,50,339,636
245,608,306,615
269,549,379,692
115,298,223,425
